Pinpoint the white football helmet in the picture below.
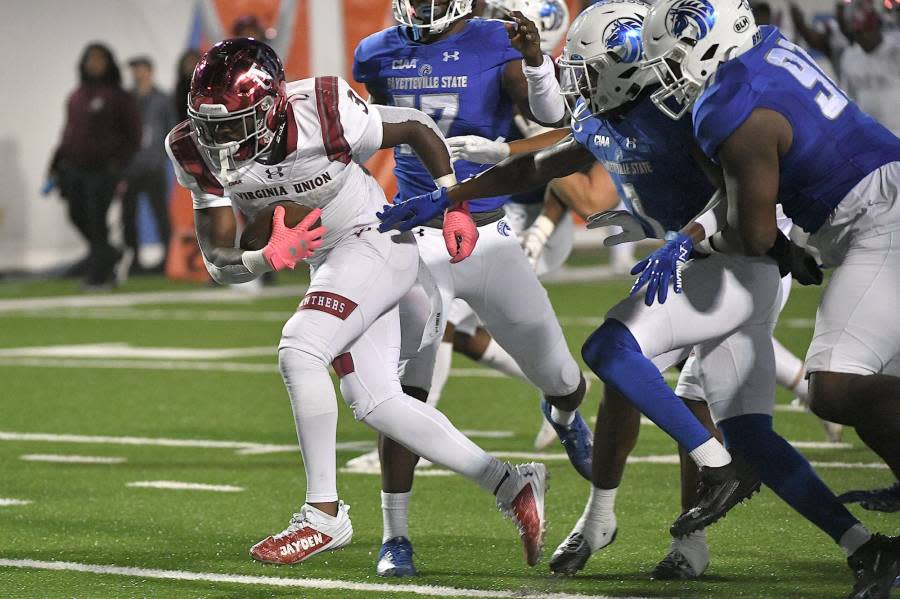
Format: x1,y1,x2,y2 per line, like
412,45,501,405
393,0,475,37
641,0,758,120
483,0,571,52
558,0,655,120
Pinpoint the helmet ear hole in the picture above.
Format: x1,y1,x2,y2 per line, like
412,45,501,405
700,43,720,62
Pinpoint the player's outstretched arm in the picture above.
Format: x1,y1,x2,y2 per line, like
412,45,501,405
448,135,594,205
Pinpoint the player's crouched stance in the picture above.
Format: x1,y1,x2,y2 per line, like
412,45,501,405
165,38,546,569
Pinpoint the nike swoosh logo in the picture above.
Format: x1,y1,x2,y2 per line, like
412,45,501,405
652,34,664,41
581,40,595,46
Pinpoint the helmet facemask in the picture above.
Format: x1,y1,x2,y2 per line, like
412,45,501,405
393,0,474,39
641,0,758,120
189,95,276,182
640,42,700,120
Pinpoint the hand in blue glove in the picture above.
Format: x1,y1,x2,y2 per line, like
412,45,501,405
377,188,451,233
629,232,693,306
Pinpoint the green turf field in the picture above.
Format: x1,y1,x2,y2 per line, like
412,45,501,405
0,268,893,599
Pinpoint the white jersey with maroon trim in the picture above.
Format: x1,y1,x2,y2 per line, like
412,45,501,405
165,76,385,253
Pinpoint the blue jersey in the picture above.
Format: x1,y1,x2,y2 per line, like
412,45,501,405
353,18,522,212
693,26,900,234
571,96,714,236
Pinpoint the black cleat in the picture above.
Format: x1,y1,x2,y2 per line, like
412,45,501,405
838,482,900,513
847,534,900,599
549,529,617,575
651,549,707,580
670,454,760,538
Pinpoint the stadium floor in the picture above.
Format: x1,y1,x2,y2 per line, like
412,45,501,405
0,269,893,598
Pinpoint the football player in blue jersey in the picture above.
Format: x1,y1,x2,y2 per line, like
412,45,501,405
378,1,898,590
353,0,592,577
641,0,900,594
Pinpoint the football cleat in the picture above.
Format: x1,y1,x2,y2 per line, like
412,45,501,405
670,454,761,538
838,482,900,513
651,549,707,580
540,399,593,481
495,462,547,566
847,534,900,599
376,536,417,577
549,526,617,575
250,502,352,565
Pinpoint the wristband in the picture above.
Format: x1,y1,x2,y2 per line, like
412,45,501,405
434,173,458,189
531,214,556,238
241,249,273,275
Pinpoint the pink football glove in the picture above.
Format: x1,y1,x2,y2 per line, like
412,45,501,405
262,205,327,271
442,202,479,264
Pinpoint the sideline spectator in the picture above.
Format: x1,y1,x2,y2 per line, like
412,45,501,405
122,56,176,274
839,0,900,136
49,43,141,289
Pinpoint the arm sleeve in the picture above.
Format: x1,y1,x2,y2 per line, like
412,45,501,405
523,55,566,124
334,77,384,164
164,129,231,210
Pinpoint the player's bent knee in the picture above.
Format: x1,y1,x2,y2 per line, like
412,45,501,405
582,319,641,382
808,371,856,424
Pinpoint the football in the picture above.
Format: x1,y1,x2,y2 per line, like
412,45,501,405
239,201,320,251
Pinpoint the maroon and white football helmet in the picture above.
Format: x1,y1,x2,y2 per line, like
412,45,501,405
188,38,287,178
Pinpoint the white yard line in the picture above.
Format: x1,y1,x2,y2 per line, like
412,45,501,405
20,454,126,464
0,499,32,507
0,558,644,599
0,343,275,360
126,481,244,492
0,431,369,455
0,286,308,314
0,357,277,374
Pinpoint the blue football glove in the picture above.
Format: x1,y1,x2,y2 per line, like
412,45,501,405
629,232,693,306
376,188,451,233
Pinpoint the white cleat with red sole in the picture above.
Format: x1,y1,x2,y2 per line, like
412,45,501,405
250,501,353,565
495,462,547,566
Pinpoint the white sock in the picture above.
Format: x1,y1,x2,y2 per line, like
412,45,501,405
671,529,710,573
381,491,411,542
279,347,339,503
479,339,530,384
689,438,732,468
839,523,872,557
427,342,453,407
576,486,618,551
361,394,497,486
550,405,576,426
773,337,808,402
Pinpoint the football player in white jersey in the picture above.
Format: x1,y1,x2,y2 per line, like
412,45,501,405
165,38,547,568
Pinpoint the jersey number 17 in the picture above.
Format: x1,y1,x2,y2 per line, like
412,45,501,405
393,94,460,155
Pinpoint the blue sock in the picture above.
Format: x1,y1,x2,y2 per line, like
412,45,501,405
719,414,859,543
582,319,712,451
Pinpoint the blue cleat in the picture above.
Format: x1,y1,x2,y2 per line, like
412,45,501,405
376,536,417,577
540,399,593,481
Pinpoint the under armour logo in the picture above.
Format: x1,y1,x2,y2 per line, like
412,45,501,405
265,167,285,179
443,51,460,62
625,138,637,150
415,228,425,237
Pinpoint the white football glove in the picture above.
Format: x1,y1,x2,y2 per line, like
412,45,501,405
519,214,555,268
586,210,649,246
447,135,510,164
